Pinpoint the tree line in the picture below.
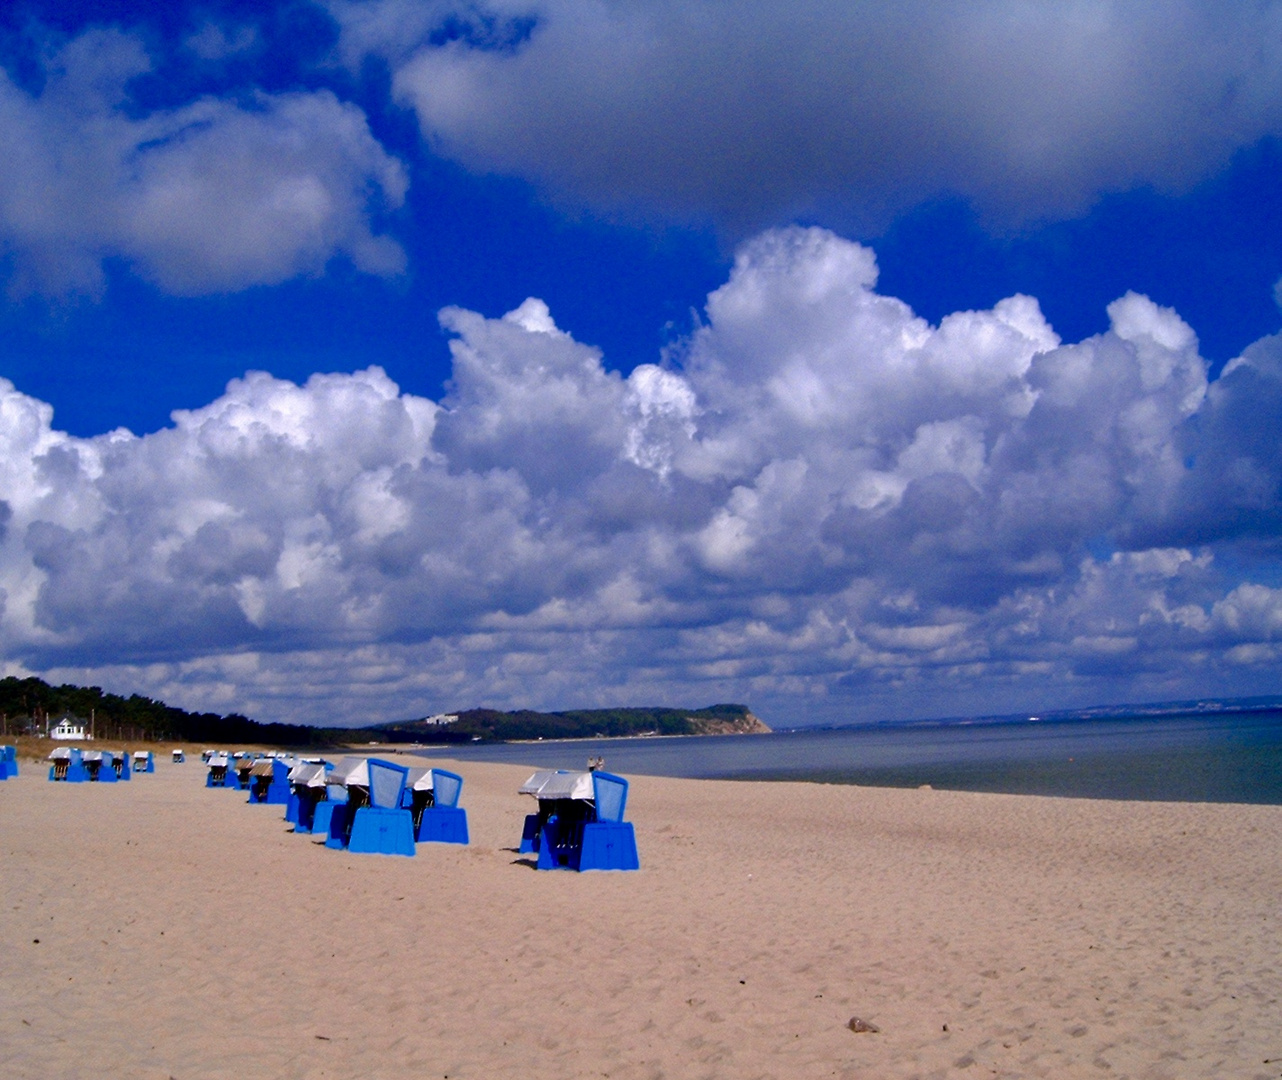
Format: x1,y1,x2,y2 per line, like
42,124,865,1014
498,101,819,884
0,676,322,746
0,675,762,746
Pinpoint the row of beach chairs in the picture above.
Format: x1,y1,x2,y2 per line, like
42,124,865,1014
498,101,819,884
202,750,286,794
204,752,639,870
207,752,470,857
6,745,179,784
43,748,161,782
46,747,132,782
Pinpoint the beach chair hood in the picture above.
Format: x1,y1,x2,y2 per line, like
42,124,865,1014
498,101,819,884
406,767,434,791
289,762,330,788
329,756,370,788
520,769,595,801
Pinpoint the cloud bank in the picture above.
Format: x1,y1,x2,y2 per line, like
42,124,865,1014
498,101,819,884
2,226,1281,724
337,0,1282,228
0,26,406,297
10,5,1281,302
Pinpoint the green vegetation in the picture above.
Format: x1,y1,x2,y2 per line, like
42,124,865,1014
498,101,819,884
371,703,769,743
0,675,322,746
0,675,768,746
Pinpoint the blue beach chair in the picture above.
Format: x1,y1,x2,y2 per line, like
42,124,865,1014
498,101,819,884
414,768,470,844
320,757,371,847
0,744,17,779
248,758,292,805
204,753,233,787
521,769,640,871
49,747,89,782
232,754,256,791
313,778,348,841
518,770,574,853
85,750,117,783
579,771,640,871
346,759,415,856
286,761,331,833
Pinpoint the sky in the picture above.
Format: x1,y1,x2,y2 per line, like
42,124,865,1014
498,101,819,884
1,1,1282,727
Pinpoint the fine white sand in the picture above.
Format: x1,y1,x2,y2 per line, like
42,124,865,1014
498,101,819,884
2,755,1280,1079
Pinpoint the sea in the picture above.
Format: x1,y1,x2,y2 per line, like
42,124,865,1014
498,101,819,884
422,707,1282,804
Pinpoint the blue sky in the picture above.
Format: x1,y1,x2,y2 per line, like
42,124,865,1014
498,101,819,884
1,0,1281,726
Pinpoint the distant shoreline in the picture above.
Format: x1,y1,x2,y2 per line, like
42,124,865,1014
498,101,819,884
428,710,1282,805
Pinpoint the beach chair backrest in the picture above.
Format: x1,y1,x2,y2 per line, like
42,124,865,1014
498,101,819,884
430,768,463,809
367,758,408,809
592,771,629,823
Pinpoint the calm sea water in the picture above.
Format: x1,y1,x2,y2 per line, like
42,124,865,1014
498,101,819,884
424,711,1282,804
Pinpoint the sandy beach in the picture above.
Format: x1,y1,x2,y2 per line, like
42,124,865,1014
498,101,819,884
2,755,1280,1079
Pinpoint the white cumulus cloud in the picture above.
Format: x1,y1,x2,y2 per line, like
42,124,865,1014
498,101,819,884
333,0,1282,228
0,27,407,297
3,225,1282,724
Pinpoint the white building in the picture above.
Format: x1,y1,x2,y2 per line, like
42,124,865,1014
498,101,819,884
50,717,90,740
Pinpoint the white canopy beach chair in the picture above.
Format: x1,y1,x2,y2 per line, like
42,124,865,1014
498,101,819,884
408,765,469,844
204,752,233,788
334,758,416,856
247,757,291,804
48,746,88,782
284,761,331,832
519,769,638,871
